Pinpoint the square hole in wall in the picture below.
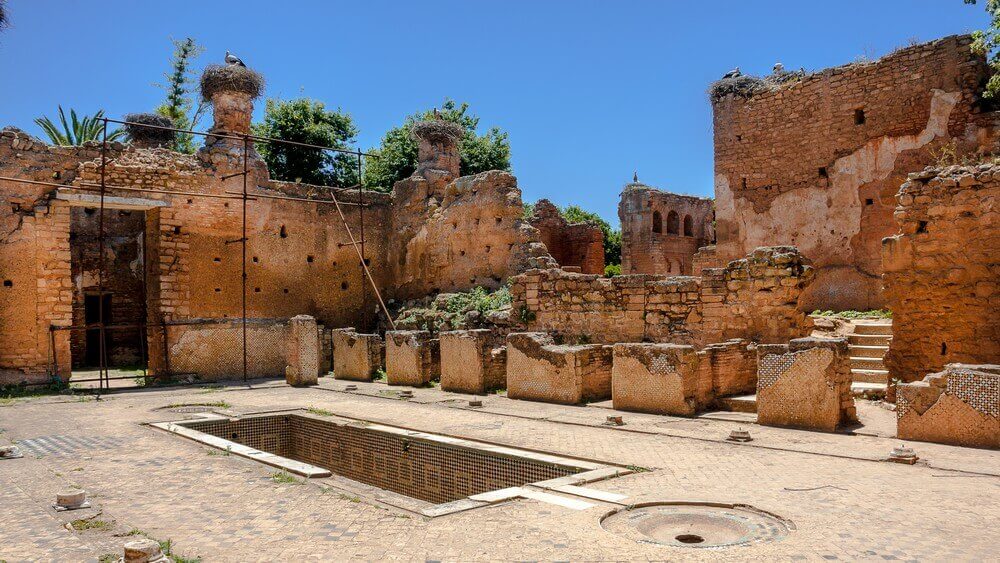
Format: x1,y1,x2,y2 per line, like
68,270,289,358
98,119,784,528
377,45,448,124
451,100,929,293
818,167,828,178
865,198,874,206
307,255,314,263
854,108,866,125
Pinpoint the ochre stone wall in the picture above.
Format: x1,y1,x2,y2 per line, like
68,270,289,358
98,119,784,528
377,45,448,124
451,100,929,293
332,328,384,382
619,183,714,275
385,330,440,386
439,329,506,394
510,246,814,347
528,199,604,274
882,164,1000,382
506,332,613,404
896,364,999,448
712,35,999,310
611,343,706,416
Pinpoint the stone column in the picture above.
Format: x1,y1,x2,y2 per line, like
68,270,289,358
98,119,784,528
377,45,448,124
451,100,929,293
411,119,463,192
198,64,264,165
286,315,319,386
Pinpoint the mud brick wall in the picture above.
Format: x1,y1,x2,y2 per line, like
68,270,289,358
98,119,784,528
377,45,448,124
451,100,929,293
696,339,756,397
385,330,440,386
439,329,506,394
506,332,613,404
528,199,604,274
619,183,715,276
756,338,856,431
896,363,999,448
712,35,999,310
510,246,813,346
332,328,384,382
882,164,1000,383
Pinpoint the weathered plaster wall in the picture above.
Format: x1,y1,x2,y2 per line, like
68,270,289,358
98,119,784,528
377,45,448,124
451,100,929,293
619,183,714,276
882,164,1000,382
712,35,998,310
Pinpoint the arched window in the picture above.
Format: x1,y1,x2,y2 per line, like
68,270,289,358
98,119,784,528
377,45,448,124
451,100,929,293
666,211,679,235
683,214,693,237
652,211,662,234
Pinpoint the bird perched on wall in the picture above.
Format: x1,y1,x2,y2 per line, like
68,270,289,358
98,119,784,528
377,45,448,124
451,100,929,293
773,62,784,73
722,67,741,79
225,50,246,67
633,171,639,183
433,108,441,119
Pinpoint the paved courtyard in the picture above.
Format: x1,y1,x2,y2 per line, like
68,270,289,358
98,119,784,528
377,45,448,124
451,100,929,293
1,377,998,561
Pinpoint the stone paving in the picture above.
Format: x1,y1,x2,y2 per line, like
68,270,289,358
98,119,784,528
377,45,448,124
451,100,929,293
1,377,998,561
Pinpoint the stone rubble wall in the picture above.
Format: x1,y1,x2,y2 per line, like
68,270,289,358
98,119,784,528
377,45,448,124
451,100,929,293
756,338,856,431
896,363,999,448
882,164,1000,383
619,183,715,276
506,332,613,405
510,246,814,347
712,35,999,310
439,329,507,394
696,338,757,397
384,330,440,386
528,199,605,274
332,328,384,382
285,315,319,386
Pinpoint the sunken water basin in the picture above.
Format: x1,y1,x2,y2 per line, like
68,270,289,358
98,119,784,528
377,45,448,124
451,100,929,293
153,410,620,516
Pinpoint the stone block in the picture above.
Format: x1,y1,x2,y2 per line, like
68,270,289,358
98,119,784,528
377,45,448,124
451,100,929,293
506,332,612,405
332,328,384,382
897,364,999,448
385,330,440,387
440,329,507,394
612,343,703,415
756,337,855,432
697,339,757,397
285,315,319,386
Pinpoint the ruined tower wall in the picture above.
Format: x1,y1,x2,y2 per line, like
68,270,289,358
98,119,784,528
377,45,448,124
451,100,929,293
882,164,1000,382
528,199,605,274
712,35,998,311
619,184,714,275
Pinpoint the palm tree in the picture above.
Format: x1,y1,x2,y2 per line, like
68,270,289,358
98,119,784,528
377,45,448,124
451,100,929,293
34,106,124,146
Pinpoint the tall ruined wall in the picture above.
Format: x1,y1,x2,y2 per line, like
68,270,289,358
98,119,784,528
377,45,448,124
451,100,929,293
713,35,998,310
882,164,1000,382
619,183,714,276
510,246,813,346
528,199,604,274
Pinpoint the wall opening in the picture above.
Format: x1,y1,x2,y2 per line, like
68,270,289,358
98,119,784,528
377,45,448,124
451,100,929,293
652,211,663,234
854,108,866,125
683,215,693,237
667,211,679,235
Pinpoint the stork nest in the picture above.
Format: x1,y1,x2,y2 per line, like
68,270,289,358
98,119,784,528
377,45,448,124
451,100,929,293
411,120,464,144
709,69,807,103
0,1,8,31
122,113,176,146
200,64,265,101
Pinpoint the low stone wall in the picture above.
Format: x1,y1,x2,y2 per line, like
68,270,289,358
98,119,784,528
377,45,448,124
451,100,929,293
385,330,440,386
697,339,757,398
510,246,814,346
882,164,1000,382
439,329,507,394
164,319,288,381
611,343,705,415
756,338,855,431
528,199,605,274
285,315,318,386
506,332,612,404
332,328,384,382
897,364,999,448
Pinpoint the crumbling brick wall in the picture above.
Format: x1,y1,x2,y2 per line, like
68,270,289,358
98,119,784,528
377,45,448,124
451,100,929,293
506,332,613,404
712,35,999,310
619,182,714,275
528,199,604,274
896,363,999,448
882,164,1000,382
509,246,813,347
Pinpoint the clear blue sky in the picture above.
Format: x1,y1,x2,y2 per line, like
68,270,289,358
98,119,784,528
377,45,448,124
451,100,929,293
0,1,986,227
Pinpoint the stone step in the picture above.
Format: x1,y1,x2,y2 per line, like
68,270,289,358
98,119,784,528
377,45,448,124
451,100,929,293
851,382,887,399
717,394,757,414
847,333,892,346
849,345,889,359
851,368,889,384
852,321,893,336
850,356,885,370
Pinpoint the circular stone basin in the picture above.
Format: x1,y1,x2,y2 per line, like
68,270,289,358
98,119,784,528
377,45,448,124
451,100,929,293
601,503,791,549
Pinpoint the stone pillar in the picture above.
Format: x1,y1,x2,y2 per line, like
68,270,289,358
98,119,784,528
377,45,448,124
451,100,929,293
123,538,169,563
411,119,463,192
385,330,440,386
285,315,319,386
332,328,384,381
198,63,264,162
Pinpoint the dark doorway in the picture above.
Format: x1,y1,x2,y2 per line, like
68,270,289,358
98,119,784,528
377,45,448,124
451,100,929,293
84,293,112,367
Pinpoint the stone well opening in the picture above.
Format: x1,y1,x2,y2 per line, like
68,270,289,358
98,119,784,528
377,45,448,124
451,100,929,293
601,502,792,549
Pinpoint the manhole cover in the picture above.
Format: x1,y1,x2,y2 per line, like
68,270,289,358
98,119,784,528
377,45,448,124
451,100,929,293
601,502,791,549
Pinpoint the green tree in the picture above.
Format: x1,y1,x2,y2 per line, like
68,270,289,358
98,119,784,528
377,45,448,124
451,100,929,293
967,0,1000,97
34,107,124,145
252,98,360,186
363,100,511,192
559,204,623,267
154,37,205,153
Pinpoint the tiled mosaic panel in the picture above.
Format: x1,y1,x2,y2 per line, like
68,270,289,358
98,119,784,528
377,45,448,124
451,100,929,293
947,370,1000,417
187,415,578,504
15,435,126,457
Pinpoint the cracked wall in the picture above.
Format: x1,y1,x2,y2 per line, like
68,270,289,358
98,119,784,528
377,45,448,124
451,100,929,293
712,35,998,310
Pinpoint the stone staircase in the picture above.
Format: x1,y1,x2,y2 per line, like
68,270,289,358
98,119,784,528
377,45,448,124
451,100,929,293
849,320,892,384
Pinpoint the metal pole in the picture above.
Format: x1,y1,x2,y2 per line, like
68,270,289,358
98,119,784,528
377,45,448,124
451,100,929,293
357,150,367,328
241,135,249,383
98,119,108,392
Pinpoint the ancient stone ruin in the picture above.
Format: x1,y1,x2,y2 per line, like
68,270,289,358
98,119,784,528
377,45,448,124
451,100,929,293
527,199,605,274
619,181,714,275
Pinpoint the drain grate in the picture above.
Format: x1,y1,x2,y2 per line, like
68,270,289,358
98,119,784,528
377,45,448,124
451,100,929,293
601,503,791,548
16,435,126,457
